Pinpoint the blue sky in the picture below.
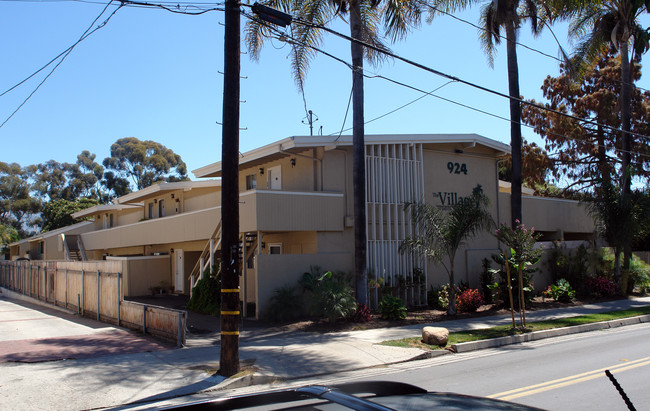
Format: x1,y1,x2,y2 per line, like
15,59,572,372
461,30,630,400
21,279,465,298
1,0,649,181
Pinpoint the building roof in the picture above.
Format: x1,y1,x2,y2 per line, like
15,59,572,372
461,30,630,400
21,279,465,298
193,133,510,178
9,221,94,246
499,180,536,196
71,204,143,219
114,180,221,205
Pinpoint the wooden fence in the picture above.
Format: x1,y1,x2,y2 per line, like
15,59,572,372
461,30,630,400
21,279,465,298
0,260,186,347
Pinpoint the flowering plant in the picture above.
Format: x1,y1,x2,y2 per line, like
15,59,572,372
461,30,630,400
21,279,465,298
587,275,617,297
456,288,485,312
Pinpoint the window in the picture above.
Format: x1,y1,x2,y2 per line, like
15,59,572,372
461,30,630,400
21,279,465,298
269,243,282,255
159,199,165,217
246,174,257,190
109,214,114,228
148,202,154,219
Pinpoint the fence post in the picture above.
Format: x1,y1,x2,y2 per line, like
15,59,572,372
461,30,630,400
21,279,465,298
81,269,85,316
142,305,147,335
97,270,100,321
53,266,57,306
177,311,183,348
117,273,121,327
37,265,40,300
65,268,68,309
44,266,47,303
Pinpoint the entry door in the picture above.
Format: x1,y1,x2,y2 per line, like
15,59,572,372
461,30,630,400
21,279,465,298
267,165,282,190
174,249,184,293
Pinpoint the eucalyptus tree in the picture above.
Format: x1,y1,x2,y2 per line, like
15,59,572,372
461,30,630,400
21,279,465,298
246,0,424,304
428,0,548,228
550,0,650,272
399,185,493,315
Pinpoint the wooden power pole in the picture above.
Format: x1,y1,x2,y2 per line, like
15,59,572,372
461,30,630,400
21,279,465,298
219,0,241,377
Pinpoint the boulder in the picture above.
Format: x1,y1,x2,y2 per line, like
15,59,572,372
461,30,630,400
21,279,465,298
422,326,449,346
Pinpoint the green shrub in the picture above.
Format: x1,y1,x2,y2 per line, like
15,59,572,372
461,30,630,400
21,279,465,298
479,258,493,303
542,278,576,303
629,255,650,294
428,284,460,311
299,267,357,322
266,285,303,323
489,254,535,308
378,295,407,320
187,266,221,315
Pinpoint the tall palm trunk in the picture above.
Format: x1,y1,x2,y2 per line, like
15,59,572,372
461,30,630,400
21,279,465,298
350,0,368,305
506,20,522,227
448,257,457,315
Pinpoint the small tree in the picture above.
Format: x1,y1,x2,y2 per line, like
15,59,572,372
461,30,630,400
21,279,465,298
495,221,542,328
400,185,493,315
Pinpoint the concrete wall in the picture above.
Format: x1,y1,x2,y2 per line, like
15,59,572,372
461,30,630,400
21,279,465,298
82,207,220,251
255,252,353,317
107,255,170,297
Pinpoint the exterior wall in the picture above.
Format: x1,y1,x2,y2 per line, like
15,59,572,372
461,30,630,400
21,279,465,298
255,252,353,317
260,231,317,254
420,147,502,289
107,255,171,296
81,207,220,252
243,151,318,192
322,148,353,217
91,207,143,230
182,188,220,212
240,190,344,232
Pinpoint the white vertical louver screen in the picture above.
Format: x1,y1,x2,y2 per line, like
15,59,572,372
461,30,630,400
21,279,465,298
366,143,426,307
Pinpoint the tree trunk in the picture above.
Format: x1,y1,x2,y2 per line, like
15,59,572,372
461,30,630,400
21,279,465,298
506,20,522,227
350,0,368,305
619,40,633,281
505,255,516,328
448,258,457,315
518,263,526,327
219,0,240,378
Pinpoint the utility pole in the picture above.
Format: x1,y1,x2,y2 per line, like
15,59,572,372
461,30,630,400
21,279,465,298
219,0,241,377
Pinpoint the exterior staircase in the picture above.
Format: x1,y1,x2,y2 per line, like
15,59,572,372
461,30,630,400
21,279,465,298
187,222,258,297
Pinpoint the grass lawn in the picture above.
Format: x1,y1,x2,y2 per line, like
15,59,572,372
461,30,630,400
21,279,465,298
380,306,650,351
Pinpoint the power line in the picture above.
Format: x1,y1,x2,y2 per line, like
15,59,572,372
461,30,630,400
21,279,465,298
419,0,650,94
0,1,123,129
242,10,650,161
288,16,650,143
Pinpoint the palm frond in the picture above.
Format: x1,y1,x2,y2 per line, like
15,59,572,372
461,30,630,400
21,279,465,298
383,0,424,42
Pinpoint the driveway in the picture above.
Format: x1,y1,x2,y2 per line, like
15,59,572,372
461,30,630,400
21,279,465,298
0,292,171,363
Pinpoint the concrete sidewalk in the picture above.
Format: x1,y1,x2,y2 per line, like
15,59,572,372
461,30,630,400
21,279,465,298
1,287,649,411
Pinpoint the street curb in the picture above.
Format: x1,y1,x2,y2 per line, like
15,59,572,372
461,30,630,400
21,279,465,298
451,314,650,353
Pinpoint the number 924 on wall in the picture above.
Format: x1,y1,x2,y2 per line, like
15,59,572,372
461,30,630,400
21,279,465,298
447,162,468,175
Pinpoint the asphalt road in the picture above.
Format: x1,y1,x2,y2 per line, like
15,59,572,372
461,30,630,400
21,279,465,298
349,323,650,410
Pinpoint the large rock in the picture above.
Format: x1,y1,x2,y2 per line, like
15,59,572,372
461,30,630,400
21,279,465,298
422,326,449,346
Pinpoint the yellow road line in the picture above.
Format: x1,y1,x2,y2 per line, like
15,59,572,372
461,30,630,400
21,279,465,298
489,356,650,401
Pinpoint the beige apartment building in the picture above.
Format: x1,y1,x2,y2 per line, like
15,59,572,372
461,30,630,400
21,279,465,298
9,134,594,318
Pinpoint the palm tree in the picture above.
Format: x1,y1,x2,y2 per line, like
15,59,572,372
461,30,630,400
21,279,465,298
428,0,547,228
399,185,493,315
245,0,424,305
549,0,650,273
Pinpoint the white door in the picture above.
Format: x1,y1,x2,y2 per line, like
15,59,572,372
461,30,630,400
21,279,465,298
174,249,184,293
268,165,282,190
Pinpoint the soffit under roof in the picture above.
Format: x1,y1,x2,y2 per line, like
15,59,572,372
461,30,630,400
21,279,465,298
192,134,510,178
